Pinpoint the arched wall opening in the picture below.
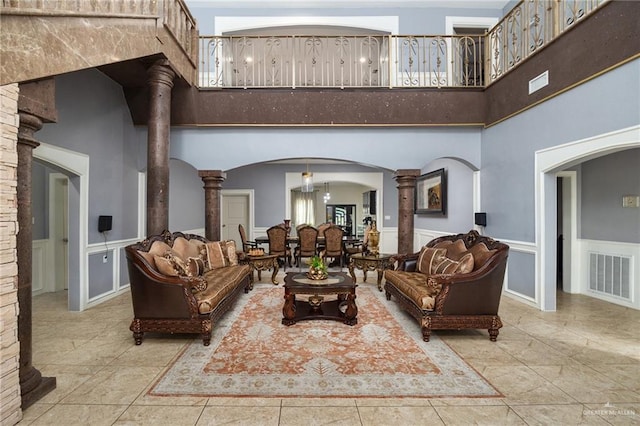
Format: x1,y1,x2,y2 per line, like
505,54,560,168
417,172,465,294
536,125,640,311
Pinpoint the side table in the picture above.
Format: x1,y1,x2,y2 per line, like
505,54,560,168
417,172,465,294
348,252,396,291
244,254,279,287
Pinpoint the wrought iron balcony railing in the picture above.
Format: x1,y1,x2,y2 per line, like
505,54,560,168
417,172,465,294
198,0,608,89
485,0,609,83
199,34,485,89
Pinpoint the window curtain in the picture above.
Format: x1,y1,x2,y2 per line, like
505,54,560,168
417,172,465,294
292,191,315,227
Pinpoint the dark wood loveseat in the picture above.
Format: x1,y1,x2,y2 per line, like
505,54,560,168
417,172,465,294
125,230,252,345
384,230,509,342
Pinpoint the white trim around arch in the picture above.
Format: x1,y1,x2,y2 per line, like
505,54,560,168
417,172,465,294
535,124,640,311
33,142,89,311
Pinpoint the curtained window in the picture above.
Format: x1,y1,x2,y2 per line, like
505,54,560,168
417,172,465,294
292,190,315,226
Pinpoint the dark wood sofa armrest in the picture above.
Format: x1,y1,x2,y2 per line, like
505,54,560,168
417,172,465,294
432,260,507,316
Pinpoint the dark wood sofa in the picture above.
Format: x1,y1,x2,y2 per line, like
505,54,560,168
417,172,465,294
125,230,252,346
384,230,509,342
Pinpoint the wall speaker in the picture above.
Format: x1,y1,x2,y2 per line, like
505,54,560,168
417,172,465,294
474,212,487,227
98,215,112,233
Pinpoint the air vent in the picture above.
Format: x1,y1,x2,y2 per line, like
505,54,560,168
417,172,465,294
589,252,631,300
529,70,549,94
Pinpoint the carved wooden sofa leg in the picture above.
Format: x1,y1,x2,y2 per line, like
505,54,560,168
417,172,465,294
131,319,143,345
488,316,502,342
420,317,432,342
201,320,212,346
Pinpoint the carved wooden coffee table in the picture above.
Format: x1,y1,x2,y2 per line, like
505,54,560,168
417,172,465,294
244,254,279,288
282,272,357,326
348,252,396,291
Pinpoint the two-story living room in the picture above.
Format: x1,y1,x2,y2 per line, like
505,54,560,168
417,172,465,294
1,0,639,424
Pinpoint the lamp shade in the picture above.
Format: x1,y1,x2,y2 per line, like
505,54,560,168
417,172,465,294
301,171,313,192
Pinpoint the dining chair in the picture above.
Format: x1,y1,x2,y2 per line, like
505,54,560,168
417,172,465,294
238,224,258,254
345,222,371,260
267,225,292,270
320,225,345,270
295,225,319,269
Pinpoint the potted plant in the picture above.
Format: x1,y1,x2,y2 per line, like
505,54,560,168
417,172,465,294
307,255,328,280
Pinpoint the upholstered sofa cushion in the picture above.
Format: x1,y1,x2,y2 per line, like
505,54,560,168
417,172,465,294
385,270,443,310
195,264,252,314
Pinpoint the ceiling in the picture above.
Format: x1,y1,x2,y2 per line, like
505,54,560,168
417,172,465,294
185,0,511,9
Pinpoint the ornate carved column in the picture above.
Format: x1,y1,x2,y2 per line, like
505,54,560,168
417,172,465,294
16,112,56,409
146,60,175,236
198,170,226,241
394,169,421,255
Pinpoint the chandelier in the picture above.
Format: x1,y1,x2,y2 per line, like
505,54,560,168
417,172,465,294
323,182,331,204
301,162,313,193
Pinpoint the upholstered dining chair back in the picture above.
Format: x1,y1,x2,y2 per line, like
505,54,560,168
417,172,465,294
238,224,257,253
296,225,319,269
321,225,345,269
267,225,292,270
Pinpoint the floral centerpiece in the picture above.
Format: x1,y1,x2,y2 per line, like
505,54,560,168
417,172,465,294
307,255,328,280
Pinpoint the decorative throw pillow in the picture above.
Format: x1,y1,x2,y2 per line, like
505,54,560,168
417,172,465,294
172,237,202,261
148,240,172,257
445,239,468,260
433,252,475,274
468,242,497,270
417,247,447,274
186,256,205,277
163,250,189,276
137,250,157,270
223,240,239,266
154,255,180,276
205,241,227,269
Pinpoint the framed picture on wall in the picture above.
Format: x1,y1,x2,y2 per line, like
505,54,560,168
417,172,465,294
415,168,446,215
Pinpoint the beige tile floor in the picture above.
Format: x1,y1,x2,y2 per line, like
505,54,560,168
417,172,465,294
19,269,640,425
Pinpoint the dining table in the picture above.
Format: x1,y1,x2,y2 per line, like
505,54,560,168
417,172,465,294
254,235,362,246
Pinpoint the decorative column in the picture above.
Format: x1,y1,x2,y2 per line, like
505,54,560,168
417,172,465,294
146,60,175,236
394,169,421,255
198,170,226,241
16,112,56,409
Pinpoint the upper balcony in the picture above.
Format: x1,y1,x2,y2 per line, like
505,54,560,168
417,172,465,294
197,0,610,90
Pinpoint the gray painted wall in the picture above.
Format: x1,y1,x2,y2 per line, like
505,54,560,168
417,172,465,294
414,157,475,234
580,149,640,243
37,69,141,244
481,60,640,243
169,127,482,172
169,158,206,232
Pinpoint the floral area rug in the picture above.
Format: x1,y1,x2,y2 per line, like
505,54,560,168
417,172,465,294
149,284,501,398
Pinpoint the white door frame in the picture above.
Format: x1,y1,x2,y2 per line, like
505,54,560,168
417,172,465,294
556,171,578,294
34,143,89,311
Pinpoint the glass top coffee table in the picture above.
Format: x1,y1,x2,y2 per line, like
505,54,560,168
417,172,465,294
282,272,357,326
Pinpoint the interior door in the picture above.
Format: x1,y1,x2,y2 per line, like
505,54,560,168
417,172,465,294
222,194,249,248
